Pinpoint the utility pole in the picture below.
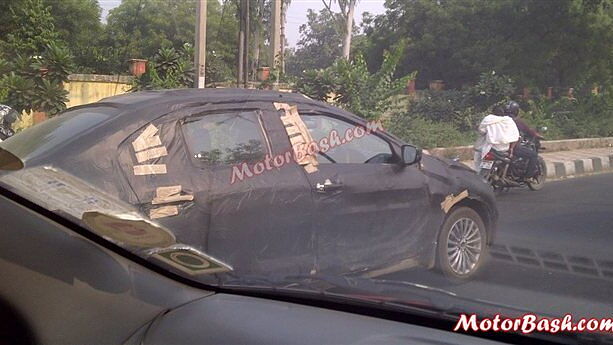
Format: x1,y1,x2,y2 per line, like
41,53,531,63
270,0,281,70
243,0,249,88
279,0,286,75
237,0,245,86
194,0,207,88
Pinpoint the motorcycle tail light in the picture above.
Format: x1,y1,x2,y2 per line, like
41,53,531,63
483,152,495,160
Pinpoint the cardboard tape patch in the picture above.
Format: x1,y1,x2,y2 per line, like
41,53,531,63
273,102,319,173
440,190,469,214
132,124,162,152
152,185,194,205
133,164,167,175
135,146,168,163
150,205,179,219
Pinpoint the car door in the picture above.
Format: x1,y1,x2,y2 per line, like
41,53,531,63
299,113,432,274
180,109,316,275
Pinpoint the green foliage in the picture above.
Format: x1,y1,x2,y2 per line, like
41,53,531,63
295,68,338,101
103,0,237,81
523,91,613,139
34,43,74,84
0,0,73,116
131,45,194,91
0,0,59,58
285,8,345,76
464,72,516,111
360,0,612,89
1,73,36,113
297,42,416,119
386,115,475,149
32,79,70,115
43,0,103,73
1,0,102,72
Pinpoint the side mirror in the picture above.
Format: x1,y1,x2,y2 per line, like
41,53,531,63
400,145,422,166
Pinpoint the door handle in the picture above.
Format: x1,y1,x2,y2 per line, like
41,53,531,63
316,179,343,193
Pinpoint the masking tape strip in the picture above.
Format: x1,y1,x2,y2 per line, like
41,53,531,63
133,136,162,152
132,124,160,152
138,124,159,141
134,164,167,176
150,205,178,219
152,194,194,205
273,102,292,111
290,135,306,145
135,146,168,163
274,102,319,173
304,164,318,174
156,185,182,198
285,126,301,136
280,117,294,126
152,185,193,205
440,190,469,214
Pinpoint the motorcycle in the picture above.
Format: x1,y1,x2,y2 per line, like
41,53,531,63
0,105,18,142
478,135,547,192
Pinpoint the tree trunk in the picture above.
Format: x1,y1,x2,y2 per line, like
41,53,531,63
341,0,356,60
252,0,264,77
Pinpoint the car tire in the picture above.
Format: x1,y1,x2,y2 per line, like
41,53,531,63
436,207,487,281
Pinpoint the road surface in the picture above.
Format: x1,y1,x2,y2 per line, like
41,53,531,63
385,172,613,319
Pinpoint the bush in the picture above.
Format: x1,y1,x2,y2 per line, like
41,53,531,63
464,71,515,111
131,45,194,91
407,90,465,122
296,41,417,119
523,91,613,139
386,111,475,149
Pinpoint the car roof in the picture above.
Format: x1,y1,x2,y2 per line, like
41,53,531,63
99,88,317,108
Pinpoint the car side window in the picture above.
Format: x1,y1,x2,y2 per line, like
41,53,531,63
183,111,267,165
302,115,393,164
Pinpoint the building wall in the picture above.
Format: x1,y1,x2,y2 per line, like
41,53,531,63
12,74,133,131
64,74,133,108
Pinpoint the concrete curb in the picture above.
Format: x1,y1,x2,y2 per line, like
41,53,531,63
545,154,613,180
430,137,613,161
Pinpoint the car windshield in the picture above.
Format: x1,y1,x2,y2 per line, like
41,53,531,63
0,1,611,343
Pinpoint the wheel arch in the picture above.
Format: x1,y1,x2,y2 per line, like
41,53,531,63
453,197,496,244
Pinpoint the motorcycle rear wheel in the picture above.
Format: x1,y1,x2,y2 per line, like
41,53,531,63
527,157,546,191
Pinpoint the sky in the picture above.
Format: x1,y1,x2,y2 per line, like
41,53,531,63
98,0,387,47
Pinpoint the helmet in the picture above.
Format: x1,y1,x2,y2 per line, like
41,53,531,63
505,101,520,117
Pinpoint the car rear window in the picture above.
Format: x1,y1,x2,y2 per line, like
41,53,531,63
182,111,267,165
0,106,118,160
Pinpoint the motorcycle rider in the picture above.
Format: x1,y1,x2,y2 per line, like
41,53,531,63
504,101,543,179
473,105,520,171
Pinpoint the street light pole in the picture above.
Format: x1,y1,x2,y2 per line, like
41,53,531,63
194,0,207,88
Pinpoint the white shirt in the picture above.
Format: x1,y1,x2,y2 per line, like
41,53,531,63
475,114,519,156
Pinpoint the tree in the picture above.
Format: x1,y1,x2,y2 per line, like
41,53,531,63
360,0,613,89
297,42,416,119
0,0,59,58
285,8,344,76
103,0,238,82
1,0,103,73
0,0,72,116
322,0,357,60
44,0,103,73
